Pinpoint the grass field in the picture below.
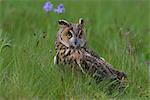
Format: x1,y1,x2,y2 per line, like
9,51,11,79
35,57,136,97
0,0,149,99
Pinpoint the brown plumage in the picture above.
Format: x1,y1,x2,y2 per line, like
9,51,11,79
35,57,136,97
54,18,127,84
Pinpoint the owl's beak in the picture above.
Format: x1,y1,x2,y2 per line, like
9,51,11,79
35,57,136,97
74,39,80,48
69,38,80,48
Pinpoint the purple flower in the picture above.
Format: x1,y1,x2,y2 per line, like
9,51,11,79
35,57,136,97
43,1,53,12
54,4,65,14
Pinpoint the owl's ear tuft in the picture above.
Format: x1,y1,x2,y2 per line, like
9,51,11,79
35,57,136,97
79,18,84,26
58,20,70,27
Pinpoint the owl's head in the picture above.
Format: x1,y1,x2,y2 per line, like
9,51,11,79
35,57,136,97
57,18,86,49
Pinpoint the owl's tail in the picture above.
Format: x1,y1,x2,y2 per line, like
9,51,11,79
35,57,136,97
107,66,127,80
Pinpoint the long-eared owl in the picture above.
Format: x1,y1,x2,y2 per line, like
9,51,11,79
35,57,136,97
54,18,127,83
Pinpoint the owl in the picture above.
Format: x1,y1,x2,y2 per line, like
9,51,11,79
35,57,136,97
54,18,127,83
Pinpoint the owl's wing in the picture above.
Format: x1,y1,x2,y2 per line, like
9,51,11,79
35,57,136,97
83,46,101,59
80,49,127,81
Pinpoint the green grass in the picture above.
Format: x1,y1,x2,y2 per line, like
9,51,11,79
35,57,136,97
0,0,149,99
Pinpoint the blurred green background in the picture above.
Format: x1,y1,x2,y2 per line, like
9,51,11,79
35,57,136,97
0,0,149,99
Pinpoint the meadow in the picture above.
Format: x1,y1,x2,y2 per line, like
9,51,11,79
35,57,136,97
0,0,149,99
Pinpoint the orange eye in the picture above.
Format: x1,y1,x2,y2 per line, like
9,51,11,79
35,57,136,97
67,31,72,39
79,30,83,38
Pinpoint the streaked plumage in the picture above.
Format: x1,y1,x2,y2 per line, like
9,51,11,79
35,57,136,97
54,18,127,84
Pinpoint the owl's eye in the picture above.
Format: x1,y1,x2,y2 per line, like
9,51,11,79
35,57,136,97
78,30,83,38
67,31,72,39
